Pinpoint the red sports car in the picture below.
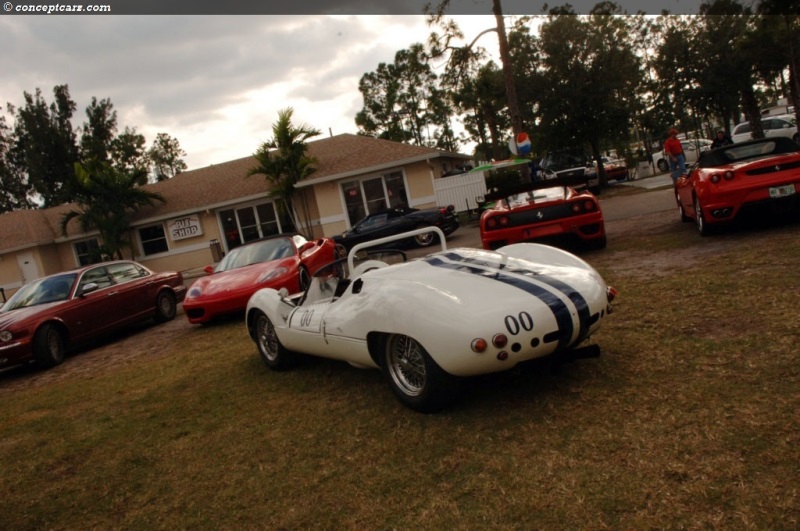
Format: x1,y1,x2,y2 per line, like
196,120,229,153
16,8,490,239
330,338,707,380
599,156,629,181
480,178,607,251
675,137,800,235
183,234,343,324
0,261,186,371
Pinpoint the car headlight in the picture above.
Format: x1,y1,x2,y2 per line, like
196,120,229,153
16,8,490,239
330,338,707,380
187,286,203,299
258,267,289,283
0,331,12,342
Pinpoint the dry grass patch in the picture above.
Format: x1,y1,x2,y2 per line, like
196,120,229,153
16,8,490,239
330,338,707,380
1,217,798,529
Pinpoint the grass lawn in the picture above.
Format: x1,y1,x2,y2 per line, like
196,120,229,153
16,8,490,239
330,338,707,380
1,214,798,529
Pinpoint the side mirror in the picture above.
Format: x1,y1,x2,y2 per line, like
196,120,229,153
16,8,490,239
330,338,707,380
203,265,215,275
79,282,99,297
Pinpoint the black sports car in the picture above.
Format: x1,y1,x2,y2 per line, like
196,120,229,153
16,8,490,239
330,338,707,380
334,205,459,250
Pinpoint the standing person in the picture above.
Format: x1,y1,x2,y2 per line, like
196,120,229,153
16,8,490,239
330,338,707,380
663,128,687,183
711,129,733,149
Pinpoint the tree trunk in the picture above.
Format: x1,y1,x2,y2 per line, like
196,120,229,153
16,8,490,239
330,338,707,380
741,86,763,139
492,0,529,177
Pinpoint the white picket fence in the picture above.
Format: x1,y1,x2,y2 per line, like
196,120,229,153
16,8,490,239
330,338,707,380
433,172,487,213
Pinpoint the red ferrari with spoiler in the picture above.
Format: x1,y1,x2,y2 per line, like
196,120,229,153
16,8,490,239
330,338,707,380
479,169,607,252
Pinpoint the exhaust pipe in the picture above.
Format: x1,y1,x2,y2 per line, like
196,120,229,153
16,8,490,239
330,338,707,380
567,344,601,360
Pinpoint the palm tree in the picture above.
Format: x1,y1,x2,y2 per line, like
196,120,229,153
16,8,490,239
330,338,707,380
248,108,321,238
60,160,165,260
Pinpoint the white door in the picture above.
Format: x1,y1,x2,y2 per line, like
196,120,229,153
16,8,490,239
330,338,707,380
17,252,41,284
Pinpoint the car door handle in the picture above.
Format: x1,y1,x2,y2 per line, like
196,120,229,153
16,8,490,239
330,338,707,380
107,291,118,297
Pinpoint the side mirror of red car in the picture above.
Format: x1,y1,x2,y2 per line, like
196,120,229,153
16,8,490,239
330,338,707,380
203,265,215,275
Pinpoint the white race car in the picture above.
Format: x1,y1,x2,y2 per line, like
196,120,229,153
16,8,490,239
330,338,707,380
246,228,617,412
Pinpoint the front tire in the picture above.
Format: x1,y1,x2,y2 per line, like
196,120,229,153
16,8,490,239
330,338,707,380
254,311,295,370
381,334,458,413
155,291,177,323
33,323,65,369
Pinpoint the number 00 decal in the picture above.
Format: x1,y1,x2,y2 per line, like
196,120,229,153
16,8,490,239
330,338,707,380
504,312,534,335
299,310,315,327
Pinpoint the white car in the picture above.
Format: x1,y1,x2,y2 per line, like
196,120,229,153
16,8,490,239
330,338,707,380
245,228,617,412
653,139,713,173
731,115,799,144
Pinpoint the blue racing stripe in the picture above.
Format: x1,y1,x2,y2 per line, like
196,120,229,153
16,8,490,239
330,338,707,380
424,256,575,349
440,252,593,342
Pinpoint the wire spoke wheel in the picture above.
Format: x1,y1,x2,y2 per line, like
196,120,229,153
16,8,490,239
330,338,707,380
386,335,427,396
256,313,279,363
254,311,296,370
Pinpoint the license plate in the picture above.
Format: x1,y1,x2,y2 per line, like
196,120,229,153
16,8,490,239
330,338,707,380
769,184,796,198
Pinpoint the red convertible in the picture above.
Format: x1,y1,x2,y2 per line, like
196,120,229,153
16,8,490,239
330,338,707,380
0,261,186,371
480,176,607,251
675,137,800,235
183,234,343,324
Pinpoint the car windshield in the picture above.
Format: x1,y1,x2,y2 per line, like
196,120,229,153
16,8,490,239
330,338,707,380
1,273,78,311
215,237,295,272
698,137,800,167
542,151,587,170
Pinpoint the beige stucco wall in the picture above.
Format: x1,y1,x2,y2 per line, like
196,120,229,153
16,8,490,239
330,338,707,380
0,155,471,292
312,181,347,237
308,158,470,238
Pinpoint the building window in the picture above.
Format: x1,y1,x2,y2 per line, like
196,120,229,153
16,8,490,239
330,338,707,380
74,238,101,266
341,170,408,227
139,224,169,256
219,201,281,251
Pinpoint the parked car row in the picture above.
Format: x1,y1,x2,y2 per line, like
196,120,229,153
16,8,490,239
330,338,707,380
4,136,799,412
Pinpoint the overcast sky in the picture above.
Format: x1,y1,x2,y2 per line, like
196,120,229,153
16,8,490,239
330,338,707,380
1,1,702,171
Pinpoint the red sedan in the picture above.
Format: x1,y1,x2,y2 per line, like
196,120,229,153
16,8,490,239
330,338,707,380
480,178,607,251
0,261,186,371
183,234,343,324
675,137,800,235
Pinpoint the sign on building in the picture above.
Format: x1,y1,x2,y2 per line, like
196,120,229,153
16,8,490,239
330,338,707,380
168,215,203,241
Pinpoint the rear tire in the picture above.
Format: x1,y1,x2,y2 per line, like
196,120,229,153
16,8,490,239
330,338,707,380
33,323,65,369
298,266,310,292
677,190,691,222
334,244,347,259
155,291,177,323
414,229,436,247
694,195,713,236
381,334,458,413
254,311,296,370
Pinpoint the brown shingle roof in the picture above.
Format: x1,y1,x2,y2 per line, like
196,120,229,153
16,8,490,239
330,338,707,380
0,134,469,252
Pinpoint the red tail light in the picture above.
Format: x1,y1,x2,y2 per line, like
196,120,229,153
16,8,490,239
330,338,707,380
724,171,735,181
492,334,508,348
607,286,618,303
584,200,596,211
471,338,488,353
